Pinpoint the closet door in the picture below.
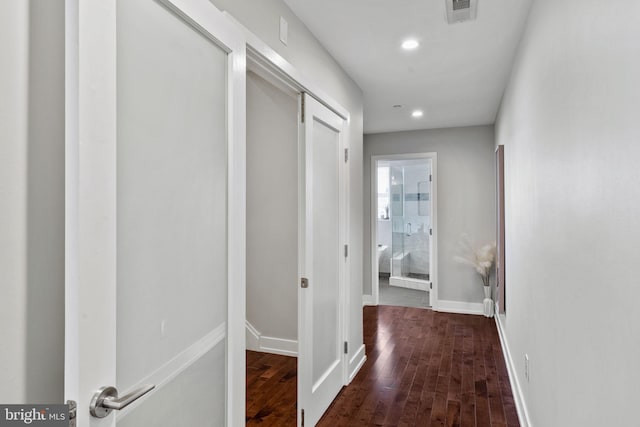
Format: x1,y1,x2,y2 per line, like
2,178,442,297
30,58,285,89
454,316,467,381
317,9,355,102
64,0,246,425
298,93,347,426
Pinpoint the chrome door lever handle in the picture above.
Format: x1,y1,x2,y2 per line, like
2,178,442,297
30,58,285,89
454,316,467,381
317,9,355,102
102,384,155,410
90,384,155,418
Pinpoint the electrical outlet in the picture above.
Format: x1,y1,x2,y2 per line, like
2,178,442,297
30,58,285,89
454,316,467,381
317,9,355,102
524,354,530,382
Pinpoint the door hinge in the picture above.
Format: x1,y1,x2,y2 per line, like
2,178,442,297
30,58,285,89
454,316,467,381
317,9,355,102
301,277,309,288
429,228,432,236
67,400,77,427
301,95,305,123
301,409,305,426
344,341,348,354
344,148,349,162
344,244,348,257
429,174,432,182
430,282,433,290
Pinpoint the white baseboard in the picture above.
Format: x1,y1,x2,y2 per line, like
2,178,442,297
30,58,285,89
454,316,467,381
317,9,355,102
348,344,367,383
435,300,483,315
245,320,298,357
259,336,297,357
495,312,532,427
246,320,261,350
362,295,376,306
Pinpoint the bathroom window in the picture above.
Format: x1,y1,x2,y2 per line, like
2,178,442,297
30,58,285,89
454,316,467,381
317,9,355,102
377,166,390,220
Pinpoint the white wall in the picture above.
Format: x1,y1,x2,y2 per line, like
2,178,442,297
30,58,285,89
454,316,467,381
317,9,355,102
246,71,298,344
364,126,495,303
0,0,30,404
210,0,365,362
377,220,391,249
376,165,392,273
0,0,65,403
495,0,640,425
376,219,391,274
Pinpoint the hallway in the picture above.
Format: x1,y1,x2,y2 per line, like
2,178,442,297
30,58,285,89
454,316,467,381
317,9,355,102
246,306,519,426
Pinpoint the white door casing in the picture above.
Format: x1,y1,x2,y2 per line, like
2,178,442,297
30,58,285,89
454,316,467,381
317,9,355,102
64,0,246,425
298,93,347,426
244,38,354,423
370,153,438,308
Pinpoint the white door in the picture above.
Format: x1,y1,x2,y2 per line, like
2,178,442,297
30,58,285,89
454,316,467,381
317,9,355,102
298,94,347,426
64,0,246,426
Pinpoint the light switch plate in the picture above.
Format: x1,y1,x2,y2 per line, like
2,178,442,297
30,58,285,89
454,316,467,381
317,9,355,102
279,16,288,45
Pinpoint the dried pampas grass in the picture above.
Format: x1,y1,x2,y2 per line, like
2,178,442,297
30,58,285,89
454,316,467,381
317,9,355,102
453,234,496,287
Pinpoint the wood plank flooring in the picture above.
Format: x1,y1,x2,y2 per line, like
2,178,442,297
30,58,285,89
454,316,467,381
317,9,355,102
246,306,520,426
246,350,297,426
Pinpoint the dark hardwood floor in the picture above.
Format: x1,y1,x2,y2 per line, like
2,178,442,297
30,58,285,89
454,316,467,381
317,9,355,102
246,306,520,426
246,350,297,426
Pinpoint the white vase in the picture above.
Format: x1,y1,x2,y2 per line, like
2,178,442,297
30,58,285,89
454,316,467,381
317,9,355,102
483,286,494,318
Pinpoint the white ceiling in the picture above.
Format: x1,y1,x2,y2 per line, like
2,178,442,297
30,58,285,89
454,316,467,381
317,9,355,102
283,0,533,134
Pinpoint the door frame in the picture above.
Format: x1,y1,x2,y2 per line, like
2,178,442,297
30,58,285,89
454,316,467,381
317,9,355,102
495,145,506,314
64,0,246,425
370,152,438,308
228,13,352,426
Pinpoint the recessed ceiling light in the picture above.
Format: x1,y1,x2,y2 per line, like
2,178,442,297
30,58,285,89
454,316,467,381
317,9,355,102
401,39,419,50
412,110,424,118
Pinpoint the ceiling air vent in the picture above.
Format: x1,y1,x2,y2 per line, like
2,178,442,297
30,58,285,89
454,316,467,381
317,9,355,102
453,0,470,10
446,0,477,24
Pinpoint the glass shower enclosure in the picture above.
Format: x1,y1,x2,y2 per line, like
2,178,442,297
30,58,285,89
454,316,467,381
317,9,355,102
389,160,432,291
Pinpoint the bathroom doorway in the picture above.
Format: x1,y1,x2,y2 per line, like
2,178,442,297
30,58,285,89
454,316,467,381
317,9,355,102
372,154,438,309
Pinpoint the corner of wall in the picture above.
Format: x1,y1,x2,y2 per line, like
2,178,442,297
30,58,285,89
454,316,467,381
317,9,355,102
362,295,375,306
245,321,298,357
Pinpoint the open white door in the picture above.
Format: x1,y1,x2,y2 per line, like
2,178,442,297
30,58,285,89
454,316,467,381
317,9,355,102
64,0,245,425
298,94,347,426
